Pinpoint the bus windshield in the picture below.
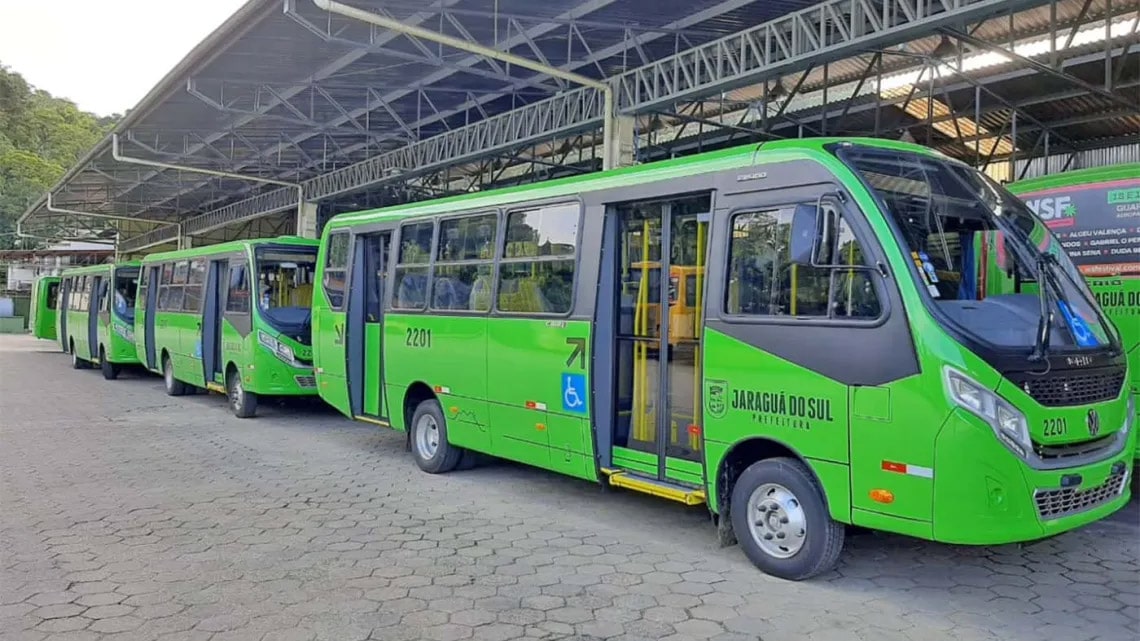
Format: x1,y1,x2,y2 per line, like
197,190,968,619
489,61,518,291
113,268,139,323
254,246,317,342
840,146,1118,355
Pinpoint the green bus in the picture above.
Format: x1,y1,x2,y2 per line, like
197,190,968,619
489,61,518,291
135,237,320,417
57,262,142,379
311,138,1134,580
1007,164,1140,466
29,275,61,341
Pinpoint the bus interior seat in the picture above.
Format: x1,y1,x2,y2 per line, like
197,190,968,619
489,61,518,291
469,275,492,311
397,272,427,309
500,241,550,313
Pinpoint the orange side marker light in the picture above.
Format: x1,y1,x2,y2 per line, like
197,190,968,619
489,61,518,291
869,489,895,504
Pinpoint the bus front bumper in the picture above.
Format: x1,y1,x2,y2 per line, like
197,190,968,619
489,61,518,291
932,409,1133,545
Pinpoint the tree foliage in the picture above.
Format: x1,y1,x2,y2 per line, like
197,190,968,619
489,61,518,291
0,64,119,249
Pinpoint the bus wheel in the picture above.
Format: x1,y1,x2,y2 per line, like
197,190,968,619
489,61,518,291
70,343,89,370
99,347,120,380
410,399,462,474
163,355,187,397
730,457,844,581
227,370,258,418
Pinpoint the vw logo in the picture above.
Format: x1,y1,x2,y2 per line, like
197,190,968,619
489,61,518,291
1087,409,1101,437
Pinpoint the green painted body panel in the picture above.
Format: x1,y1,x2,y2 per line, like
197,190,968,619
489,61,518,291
136,237,319,397
29,276,59,341
612,447,659,477
1008,165,1140,462
58,263,141,365
313,137,1132,549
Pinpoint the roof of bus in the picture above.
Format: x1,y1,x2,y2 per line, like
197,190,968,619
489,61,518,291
139,235,318,263
59,261,140,276
324,137,942,230
1006,162,1140,194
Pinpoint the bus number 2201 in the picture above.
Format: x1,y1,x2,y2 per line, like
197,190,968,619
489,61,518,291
406,328,432,348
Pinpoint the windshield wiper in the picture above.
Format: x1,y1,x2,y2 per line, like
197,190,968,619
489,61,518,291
1028,252,1057,362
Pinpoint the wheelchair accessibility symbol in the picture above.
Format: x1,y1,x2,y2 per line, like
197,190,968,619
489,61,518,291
562,372,587,414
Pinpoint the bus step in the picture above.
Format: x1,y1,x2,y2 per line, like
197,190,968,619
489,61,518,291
205,382,225,394
602,469,706,506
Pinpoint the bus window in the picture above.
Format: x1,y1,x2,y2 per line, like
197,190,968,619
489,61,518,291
256,248,317,311
394,221,434,310
432,213,497,312
183,260,206,313
726,207,879,319
226,263,250,314
167,261,188,311
47,281,59,310
114,269,140,320
157,263,174,310
322,232,350,309
497,202,579,314
255,246,318,342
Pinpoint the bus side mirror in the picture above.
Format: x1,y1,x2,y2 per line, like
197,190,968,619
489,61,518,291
789,204,820,266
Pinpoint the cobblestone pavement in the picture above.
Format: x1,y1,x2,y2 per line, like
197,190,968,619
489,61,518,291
1,334,1137,641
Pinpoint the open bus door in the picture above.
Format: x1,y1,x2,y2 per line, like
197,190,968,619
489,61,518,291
201,259,228,388
346,228,393,423
143,266,160,370
595,193,711,496
58,278,71,353
87,275,104,360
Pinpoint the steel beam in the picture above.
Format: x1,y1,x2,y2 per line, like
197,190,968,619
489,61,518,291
136,0,760,214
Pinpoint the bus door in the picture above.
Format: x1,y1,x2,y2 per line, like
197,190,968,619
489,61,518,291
143,266,160,370
59,278,72,352
201,259,228,387
604,193,711,488
88,275,105,360
347,229,392,421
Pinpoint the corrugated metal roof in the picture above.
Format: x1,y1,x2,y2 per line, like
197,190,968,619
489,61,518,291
19,0,1140,243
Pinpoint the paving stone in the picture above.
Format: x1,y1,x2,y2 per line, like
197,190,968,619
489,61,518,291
0,335,1136,641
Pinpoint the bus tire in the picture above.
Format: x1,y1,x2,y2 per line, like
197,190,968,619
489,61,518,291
70,342,89,369
163,355,187,397
409,398,463,474
227,369,258,418
730,457,844,581
100,347,120,380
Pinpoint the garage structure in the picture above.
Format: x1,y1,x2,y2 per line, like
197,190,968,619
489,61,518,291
15,0,1140,252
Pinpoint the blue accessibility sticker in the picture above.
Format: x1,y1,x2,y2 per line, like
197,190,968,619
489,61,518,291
561,372,588,414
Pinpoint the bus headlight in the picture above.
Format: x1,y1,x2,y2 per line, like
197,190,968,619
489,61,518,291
944,367,1032,458
258,330,301,367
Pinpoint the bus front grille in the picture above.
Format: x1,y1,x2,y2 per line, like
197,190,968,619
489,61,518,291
1008,367,1125,407
1034,465,1128,520
1033,433,1118,462
294,375,317,388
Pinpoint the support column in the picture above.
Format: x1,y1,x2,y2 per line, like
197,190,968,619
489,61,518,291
179,236,194,250
297,201,319,239
607,114,637,169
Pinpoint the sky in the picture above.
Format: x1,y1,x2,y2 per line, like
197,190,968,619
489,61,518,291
0,0,247,116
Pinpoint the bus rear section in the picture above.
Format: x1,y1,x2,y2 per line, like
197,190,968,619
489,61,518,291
310,138,1132,581
136,238,319,417
29,276,60,341
1008,164,1140,465
57,263,141,380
